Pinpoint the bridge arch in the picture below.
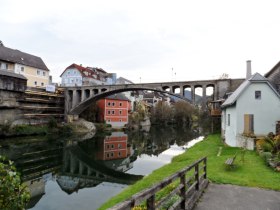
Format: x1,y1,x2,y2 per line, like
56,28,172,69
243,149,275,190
206,84,215,101
63,78,244,116
66,86,191,115
172,85,181,94
162,86,170,92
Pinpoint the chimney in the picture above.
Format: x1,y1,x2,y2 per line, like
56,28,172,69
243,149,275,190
246,60,252,79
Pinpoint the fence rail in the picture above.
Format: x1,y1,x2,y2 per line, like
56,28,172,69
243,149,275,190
109,157,208,210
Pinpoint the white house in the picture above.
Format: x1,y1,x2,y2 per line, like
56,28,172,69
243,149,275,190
221,73,280,148
60,63,116,86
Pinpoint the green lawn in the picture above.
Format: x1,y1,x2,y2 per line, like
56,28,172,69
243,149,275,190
98,134,280,210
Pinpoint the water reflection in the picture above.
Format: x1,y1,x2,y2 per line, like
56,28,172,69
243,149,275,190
0,127,199,210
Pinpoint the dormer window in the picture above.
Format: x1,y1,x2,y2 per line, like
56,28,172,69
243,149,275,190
21,67,24,72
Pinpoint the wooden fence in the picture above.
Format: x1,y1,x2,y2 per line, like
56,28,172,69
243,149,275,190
109,157,208,210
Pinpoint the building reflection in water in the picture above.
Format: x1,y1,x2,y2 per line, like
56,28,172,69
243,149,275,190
0,127,198,209
95,132,135,172
56,132,141,195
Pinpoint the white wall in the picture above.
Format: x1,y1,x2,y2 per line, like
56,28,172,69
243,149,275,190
236,83,280,136
61,68,82,86
224,106,237,146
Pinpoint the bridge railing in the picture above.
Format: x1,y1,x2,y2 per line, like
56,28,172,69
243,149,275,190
109,157,208,210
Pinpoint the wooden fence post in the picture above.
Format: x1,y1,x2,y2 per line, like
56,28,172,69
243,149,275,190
203,158,207,179
147,194,155,210
195,164,199,190
180,172,186,209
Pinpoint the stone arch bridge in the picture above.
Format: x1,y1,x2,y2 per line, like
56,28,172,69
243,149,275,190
64,78,244,116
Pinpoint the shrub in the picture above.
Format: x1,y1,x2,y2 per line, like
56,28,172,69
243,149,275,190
260,142,273,152
261,152,273,164
47,117,58,129
0,156,30,209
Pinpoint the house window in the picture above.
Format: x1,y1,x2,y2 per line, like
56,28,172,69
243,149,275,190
107,102,111,106
112,110,115,115
111,152,114,157
107,144,110,149
111,144,114,149
41,82,44,86
227,114,230,126
118,152,121,157
119,110,122,115
34,81,37,86
119,102,122,106
106,153,110,158
112,102,115,106
37,70,40,75
118,144,122,148
43,71,46,76
21,67,24,72
244,114,254,135
107,110,111,115
107,119,111,122
255,91,261,100
119,119,122,122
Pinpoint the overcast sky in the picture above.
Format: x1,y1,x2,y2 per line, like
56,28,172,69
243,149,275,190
1,0,280,83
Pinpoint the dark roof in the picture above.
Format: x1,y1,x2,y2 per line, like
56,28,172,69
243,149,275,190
0,45,49,70
264,61,280,77
106,93,130,101
0,69,27,80
221,73,280,108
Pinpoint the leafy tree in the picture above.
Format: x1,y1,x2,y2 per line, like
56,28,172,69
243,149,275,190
151,101,173,124
173,101,195,127
0,156,30,210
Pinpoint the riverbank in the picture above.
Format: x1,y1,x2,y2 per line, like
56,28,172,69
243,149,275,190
99,134,280,210
0,118,96,138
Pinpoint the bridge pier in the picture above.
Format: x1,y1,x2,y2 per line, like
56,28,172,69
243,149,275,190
180,86,184,97
191,86,195,105
202,85,207,109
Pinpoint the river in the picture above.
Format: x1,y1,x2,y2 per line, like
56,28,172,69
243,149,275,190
0,126,202,210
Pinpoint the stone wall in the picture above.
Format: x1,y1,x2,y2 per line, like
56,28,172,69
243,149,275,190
236,134,255,150
0,89,65,125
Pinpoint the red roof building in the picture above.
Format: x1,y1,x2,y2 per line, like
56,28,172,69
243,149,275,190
60,63,107,86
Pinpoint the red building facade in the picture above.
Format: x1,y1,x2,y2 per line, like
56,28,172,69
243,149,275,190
95,132,130,161
97,94,130,128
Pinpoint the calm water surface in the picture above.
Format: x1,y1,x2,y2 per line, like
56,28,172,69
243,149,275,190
0,127,202,210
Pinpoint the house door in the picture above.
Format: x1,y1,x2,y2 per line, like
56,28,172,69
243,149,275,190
244,114,254,135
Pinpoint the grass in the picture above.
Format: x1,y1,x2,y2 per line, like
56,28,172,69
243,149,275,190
98,134,280,210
